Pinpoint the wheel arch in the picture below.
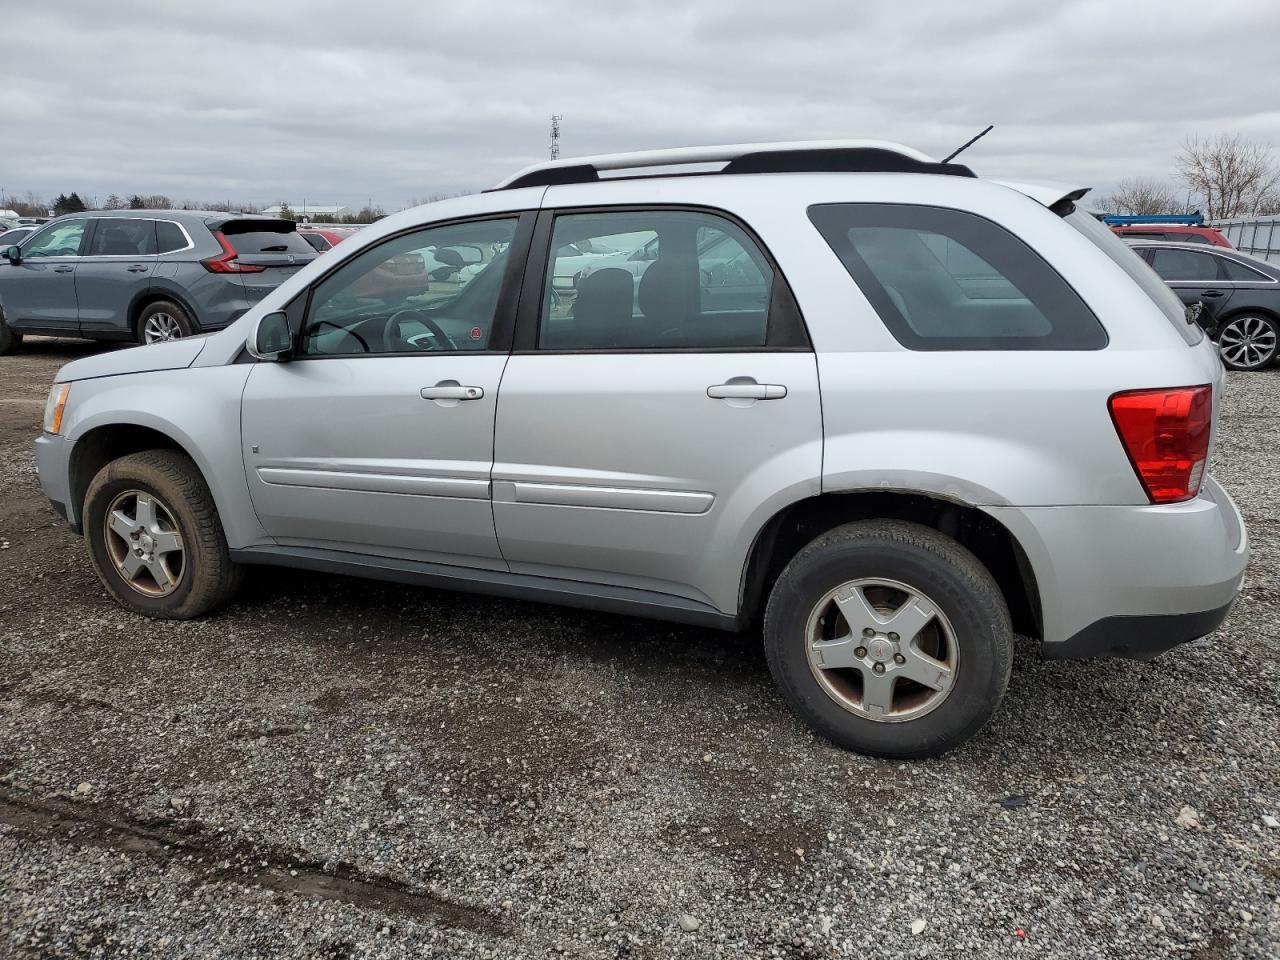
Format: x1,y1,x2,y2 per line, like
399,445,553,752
70,422,197,525
738,489,1042,640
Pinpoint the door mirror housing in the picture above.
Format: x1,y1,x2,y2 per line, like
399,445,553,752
2,245,20,265
247,310,293,361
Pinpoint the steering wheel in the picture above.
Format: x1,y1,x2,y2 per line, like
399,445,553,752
382,309,459,353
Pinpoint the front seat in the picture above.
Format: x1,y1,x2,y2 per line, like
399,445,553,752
560,267,635,348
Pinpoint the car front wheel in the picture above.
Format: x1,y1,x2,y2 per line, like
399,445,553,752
763,519,1013,758
83,450,240,619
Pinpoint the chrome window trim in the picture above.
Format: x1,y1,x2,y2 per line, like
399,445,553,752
1140,244,1279,285
77,217,196,259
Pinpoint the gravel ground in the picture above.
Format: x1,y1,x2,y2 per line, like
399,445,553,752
1,338,1277,959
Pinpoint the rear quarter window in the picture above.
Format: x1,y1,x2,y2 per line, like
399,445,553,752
809,203,1107,350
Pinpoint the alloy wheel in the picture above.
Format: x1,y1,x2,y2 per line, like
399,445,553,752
1219,316,1277,370
143,313,183,344
804,577,959,722
103,490,185,597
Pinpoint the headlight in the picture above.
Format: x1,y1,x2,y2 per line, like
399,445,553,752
43,383,70,435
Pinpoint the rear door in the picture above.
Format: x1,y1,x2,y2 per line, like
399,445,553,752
1145,246,1235,319
0,218,87,332
75,217,159,337
491,205,821,614
219,220,318,304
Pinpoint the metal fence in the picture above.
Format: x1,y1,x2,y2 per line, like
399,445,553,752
1212,216,1280,264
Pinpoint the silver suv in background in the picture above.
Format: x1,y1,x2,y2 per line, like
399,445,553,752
0,210,317,353
32,142,1248,758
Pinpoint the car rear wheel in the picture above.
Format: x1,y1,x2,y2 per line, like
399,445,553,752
84,450,241,619
1217,314,1279,371
0,309,22,355
763,519,1013,758
138,300,194,345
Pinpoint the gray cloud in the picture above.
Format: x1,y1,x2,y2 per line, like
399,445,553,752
2,0,1278,210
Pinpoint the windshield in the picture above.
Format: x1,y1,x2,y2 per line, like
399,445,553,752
1065,208,1202,346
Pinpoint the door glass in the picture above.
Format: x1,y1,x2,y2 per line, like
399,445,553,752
86,219,157,256
539,210,777,350
300,217,517,355
22,220,87,258
1149,248,1221,281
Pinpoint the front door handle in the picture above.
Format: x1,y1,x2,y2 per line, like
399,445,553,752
420,380,484,402
53,266,74,274
707,380,787,401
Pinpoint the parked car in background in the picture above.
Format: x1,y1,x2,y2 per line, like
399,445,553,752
31,141,1246,759
0,226,34,247
16,216,50,226
298,225,358,253
1127,239,1280,370
0,210,317,353
1111,223,1231,247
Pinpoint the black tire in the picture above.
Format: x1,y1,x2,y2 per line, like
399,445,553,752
763,519,1013,758
83,449,241,619
1216,313,1279,371
0,307,21,355
136,300,195,345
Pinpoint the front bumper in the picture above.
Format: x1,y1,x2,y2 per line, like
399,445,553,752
987,477,1248,658
34,432,80,534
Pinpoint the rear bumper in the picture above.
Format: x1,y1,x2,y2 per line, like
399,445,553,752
987,476,1248,656
34,432,81,534
1045,600,1236,660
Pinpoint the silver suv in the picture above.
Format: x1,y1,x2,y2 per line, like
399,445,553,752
0,210,316,352
32,141,1248,757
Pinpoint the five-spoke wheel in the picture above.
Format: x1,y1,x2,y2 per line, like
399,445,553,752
103,490,185,597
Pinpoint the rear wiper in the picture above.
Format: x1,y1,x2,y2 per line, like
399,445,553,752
260,244,290,252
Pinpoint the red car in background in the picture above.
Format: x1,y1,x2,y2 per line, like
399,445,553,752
1110,224,1231,247
297,226,358,253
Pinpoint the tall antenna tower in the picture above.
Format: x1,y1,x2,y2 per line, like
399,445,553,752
549,114,562,161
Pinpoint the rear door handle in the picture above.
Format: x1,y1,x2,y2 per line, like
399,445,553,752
53,266,74,274
707,381,787,400
1201,289,1225,298
420,381,484,401
127,265,149,273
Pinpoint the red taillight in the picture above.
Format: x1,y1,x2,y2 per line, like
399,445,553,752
202,232,265,273
1108,385,1212,504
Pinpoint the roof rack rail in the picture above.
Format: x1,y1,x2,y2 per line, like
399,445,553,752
490,139,976,191
1103,214,1204,226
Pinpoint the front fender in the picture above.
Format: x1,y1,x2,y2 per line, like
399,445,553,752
63,366,268,549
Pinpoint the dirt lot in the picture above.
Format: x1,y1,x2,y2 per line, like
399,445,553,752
1,338,1277,959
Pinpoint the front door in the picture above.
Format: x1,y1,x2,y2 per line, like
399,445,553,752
240,214,529,568
76,218,159,337
0,218,87,332
492,206,822,613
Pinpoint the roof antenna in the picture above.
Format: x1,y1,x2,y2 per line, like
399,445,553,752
941,125,994,165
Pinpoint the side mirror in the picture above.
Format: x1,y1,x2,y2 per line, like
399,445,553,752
247,310,293,361
2,245,20,265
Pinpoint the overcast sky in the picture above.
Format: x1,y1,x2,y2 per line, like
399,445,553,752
3,0,1279,211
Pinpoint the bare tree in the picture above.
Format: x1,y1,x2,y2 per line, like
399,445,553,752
1175,134,1280,220
1102,177,1180,217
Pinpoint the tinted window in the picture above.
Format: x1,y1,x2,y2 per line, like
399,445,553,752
1219,256,1271,282
0,227,32,245
810,204,1106,350
300,233,329,252
538,210,798,350
155,220,189,254
221,222,315,256
1178,234,1211,244
300,217,517,356
87,218,157,256
22,219,87,258
1149,248,1221,281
